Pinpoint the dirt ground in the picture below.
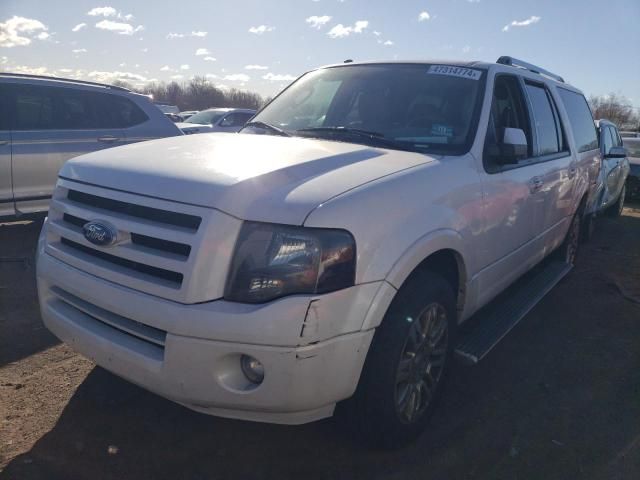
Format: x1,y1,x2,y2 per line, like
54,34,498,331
1,205,639,480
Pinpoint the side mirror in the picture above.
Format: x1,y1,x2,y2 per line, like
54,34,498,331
491,128,528,164
605,146,627,159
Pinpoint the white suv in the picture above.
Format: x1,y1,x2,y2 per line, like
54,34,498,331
0,73,182,218
36,58,601,447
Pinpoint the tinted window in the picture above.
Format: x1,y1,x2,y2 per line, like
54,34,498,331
525,83,561,155
558,89,598,153
0,86,8,131
611,127,622,147
98,94,148,128
186,110,227,125
13,86,54,130
484,75,532,163
57,90,99,129
602,127,614,155
233,112,254,126
250,64,486,155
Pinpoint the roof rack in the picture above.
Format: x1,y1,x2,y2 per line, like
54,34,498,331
0,72,131,91
496,56,565,83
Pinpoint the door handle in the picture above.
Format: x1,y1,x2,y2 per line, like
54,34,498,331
529,177,543,194
568,163,577,178
97,136,120,143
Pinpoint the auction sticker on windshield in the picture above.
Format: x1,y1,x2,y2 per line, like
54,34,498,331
428,65,482,80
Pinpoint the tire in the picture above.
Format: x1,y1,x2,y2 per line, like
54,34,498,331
342,270,456,449
556,211,581,266
606,184,626,218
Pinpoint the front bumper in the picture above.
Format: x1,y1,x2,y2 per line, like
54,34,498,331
37,240,379,424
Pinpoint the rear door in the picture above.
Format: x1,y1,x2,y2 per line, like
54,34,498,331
0,84,12,216
521,80,574,257
602,126,628,205
10,84,125,214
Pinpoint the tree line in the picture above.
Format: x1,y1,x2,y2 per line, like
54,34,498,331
113,76,269,111
589,93,639,131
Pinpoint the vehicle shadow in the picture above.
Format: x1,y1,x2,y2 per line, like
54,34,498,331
2,210,640,479
0,217,60,367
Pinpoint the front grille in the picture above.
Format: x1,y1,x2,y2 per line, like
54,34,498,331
61,237,184,286
63,213,191,258
45,179,234,303
67,189,201,230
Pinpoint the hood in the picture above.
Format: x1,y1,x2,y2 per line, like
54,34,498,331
60,133,434,225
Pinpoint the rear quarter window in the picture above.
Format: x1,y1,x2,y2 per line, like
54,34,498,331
95,93,149,128
557,88,598,153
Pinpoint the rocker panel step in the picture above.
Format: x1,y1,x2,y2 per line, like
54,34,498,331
455,261,573,365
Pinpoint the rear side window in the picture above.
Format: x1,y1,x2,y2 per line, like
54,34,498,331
97,94,148,128
57,90,100,129
525,83,563,156
558,89,598,153
0,86,8,131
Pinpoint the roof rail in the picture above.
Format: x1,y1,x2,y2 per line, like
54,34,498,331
496,56,565,83
0,72,131,91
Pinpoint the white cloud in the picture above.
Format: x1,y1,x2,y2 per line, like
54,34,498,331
95,19,144,35
180,64,190,70
462,45,471,53
203,56,216,62
0,16,48,48
327,20,368,38
502,15,541,32
88,70,147,83
87,7,117,17
224,73,250,82
245,64,268,70
248,25,275,35
0,56,7,64
262,72,296,82
195,48,210,56
72,48,87,53
36,32,50,40
306,15,332,29
418,11,431,22
171,74,184,80
383,40,394,46
167,31,207,39
205,73,217,79
12,65,49,75
72,23,87,32
160,65,171,71
373,30,381,36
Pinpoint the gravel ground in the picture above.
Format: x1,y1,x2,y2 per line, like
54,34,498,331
1,205,639,480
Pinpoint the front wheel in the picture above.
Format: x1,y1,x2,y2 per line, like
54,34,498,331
342,270,456,448
606,184,626,218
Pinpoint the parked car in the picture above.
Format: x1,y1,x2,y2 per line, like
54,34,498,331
619,131,640,138
164,113,184,123
37,57,601,447
0,73,182,218
154,102,180,115
180,110,199,120
594,120,630,216
623,137,640,198
176,108,256,134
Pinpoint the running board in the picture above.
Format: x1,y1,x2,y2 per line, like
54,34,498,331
455,261,573,365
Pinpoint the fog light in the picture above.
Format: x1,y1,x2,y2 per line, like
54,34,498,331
240,355,265,384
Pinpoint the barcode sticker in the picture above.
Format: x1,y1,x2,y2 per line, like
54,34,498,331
428,65,482,80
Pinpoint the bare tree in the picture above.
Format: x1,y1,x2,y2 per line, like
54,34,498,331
589,93,639,130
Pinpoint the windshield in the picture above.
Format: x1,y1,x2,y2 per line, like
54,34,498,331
623,140,640,157
186,110,226,125
245,64,486,154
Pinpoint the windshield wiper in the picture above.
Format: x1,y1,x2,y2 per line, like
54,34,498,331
295,127,417,152
242,121,290,137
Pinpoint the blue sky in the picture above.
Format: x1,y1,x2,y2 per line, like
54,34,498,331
1,0,639,106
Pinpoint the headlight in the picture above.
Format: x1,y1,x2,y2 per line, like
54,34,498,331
224,222,356,303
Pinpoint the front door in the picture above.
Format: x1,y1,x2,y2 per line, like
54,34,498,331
475,74,549,306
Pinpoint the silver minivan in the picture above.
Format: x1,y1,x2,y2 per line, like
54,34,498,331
0,73,182,218
595,119,630,216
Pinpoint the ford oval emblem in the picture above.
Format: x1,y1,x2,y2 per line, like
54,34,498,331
82,221,118,247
